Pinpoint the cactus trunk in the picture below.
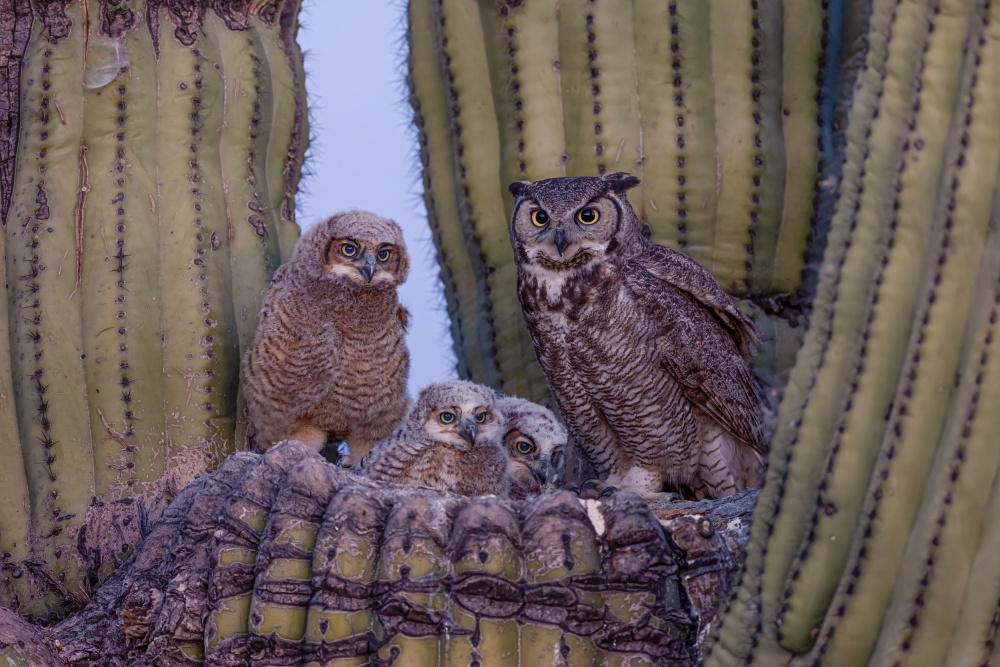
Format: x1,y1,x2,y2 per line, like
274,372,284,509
0,0,307,620
407,0,831,400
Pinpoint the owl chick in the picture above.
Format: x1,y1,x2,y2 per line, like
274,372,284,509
497,395,567,499
243,210,410,461
508,173,767,501
356,380,510,497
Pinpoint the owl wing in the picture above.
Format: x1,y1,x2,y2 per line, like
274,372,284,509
357,434,426,483
624,253,768,453
631,244,761,357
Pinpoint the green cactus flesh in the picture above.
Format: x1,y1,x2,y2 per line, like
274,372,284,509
706,0,1000,665
408,0,827,399
0,0,306,619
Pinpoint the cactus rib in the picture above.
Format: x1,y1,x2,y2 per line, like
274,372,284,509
406,0,485,381
777,0,976,653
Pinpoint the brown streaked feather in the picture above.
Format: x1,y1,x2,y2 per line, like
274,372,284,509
623,260,768,454
632,244,761,357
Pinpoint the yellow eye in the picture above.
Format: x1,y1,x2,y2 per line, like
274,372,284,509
475,411,487,424
516,440,534,455
377,249,391,262
531,210,549,227
440,411,455,424
342,243,357,257
577,207,600,225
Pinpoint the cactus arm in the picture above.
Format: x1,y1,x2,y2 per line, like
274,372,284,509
743,0,787,296
806,13,1000,667
707,2,910,661
6,5,94,609
770,2,825,294
503,0,566,183
154,13,239,472
589,0,642,183
776,0,978,653
756,0,926,635
407,0,486,381
251,13,301,266
557,1,598,179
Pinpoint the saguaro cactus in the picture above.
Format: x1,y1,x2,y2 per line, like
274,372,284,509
0,0,307,619
408,0,835,398
705,0,1000,665
0,441,744,666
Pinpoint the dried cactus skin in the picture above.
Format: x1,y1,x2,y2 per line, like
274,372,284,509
42,442,700,666
0,0,307,619
409,0,826,400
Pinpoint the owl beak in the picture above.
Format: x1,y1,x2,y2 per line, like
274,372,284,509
458,419,478,447
555,229,567,257
358,254,376,282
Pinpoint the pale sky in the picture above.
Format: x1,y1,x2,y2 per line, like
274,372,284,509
296,1,457,395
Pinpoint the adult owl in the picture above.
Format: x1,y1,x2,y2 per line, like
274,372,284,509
356,380,509,497
508,173,767,500
497,395,567,499
243,210,410,460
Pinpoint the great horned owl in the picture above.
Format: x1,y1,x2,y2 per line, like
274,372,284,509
496,395,567,499
243,210,410,460
508,173,767,500
356,380,510,497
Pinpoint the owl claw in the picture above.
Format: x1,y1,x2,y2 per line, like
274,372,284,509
598,486,619,498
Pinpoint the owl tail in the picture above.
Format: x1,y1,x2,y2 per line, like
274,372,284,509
693,417,766,500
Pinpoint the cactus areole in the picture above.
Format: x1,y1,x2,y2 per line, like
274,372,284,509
0,0,307,619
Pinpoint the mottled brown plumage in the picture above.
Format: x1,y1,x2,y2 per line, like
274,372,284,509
357,380,509,497
497,395,567,500
243,210,410,459
508,173,767,500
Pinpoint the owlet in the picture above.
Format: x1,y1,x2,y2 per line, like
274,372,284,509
243,210,410,461
357,380,510,497
497,395,567,499
508,173,767,500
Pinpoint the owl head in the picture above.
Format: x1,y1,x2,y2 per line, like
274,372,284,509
508,172,643,270
409,380,504,452
497,396,566,499
292,210,409,289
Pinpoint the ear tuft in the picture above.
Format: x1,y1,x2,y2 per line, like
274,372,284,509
508,181,531,198
603,172,641,194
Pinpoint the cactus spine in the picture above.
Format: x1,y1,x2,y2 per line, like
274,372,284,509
0,0,307,619
408,0,826,400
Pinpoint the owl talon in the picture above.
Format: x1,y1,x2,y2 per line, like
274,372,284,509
598,486,619,498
